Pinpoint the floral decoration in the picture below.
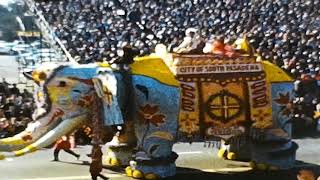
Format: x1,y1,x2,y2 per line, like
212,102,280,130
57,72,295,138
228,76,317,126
252,109,271,122
138,104,166,127
179,114,199,135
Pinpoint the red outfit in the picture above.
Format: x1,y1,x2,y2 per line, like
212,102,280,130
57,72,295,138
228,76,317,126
54,139,71,150
53,136,79,161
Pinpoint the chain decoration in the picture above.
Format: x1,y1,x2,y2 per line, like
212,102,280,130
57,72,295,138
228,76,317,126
89,93,104,179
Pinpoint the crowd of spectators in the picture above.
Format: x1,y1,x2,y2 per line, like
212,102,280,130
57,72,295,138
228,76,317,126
33,0,320,133
0,78,34,138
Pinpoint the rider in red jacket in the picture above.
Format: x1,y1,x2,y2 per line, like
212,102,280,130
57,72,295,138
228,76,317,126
53,135,80,161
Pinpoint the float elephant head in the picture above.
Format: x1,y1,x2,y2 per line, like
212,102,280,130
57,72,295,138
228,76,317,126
0,63,123,158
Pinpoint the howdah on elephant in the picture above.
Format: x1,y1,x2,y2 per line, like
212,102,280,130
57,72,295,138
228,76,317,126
0,47,297,179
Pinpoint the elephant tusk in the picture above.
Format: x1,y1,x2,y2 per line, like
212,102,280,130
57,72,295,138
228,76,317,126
0,114,87,159
0,109,65,152
0,136,30,151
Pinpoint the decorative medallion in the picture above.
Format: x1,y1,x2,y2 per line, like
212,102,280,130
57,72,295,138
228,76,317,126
205,90,243,123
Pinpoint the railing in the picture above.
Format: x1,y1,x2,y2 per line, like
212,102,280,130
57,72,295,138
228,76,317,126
23,0,77,64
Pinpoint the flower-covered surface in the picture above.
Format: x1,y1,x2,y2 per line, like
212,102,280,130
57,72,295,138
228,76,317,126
138,104,166,127
271,83,294,136
0,56,297,178
179,114,199,136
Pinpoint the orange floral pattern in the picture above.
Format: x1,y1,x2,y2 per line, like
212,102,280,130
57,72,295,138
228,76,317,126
21,133,33,141
139,104,166,127
179,114,199,135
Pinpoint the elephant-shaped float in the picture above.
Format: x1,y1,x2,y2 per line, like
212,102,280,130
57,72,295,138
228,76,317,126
0,45,298,179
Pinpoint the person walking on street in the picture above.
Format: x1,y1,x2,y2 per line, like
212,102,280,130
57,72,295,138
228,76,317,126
90,144,103,180
53,135,80,161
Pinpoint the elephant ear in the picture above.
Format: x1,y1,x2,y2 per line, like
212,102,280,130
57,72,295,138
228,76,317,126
92,70,124,126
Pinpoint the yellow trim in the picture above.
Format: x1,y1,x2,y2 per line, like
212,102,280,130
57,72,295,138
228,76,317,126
97,62,110,67
0,137,27,145
14,145,38,157
26,145,38,152
97,56,179,87
0,154,5,160
133,54,160,61
98,56,291,86
131,56,179,87
14,149,25,156
261,61,293,82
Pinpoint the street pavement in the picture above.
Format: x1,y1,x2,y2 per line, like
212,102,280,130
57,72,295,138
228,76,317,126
0,140,319,180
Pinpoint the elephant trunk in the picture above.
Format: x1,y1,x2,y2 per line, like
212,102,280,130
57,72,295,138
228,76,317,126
0,108,82,152
0,114,87,159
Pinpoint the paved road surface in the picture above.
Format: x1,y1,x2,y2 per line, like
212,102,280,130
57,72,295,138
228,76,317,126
0,140,319,180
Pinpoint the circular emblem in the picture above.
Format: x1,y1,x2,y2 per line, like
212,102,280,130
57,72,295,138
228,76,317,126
205,90,243,123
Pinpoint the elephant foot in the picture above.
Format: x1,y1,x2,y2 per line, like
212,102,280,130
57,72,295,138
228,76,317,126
125,166,160,180
126,152,178,178
217,148,227,159
125,166,133,177
227,152,236,160
125,163,174,179
104,146,134,167
125,166,143,179
104,157,121,167
250,141,298,169
217,148,237,160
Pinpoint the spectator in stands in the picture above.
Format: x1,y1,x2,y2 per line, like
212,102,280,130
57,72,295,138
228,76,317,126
3,98,15,119
1,118,16,137
0,83,35,138
10,84,20,96
0,118,9,138
21,89,32,99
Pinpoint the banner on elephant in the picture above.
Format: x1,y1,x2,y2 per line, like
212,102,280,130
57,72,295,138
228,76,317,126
178,82,201,136
247,79,273,129
201,82,248,139
163,53,261,76
176,64,262,75
177,80,250,140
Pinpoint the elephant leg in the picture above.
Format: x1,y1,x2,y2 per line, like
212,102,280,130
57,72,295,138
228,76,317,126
250,141,298,170
104,145,134,167
226,136,252,161
249,128,298,170
126,138,178,179
104,123,136,167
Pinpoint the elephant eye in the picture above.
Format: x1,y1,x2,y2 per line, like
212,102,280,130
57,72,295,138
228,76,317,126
58,81,66,87
72,89,81,93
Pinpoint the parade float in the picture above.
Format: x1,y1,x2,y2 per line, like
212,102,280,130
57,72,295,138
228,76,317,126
0,36,297,179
